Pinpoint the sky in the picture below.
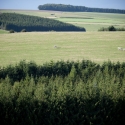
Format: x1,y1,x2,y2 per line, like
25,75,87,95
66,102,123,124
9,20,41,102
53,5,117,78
0,0,125,10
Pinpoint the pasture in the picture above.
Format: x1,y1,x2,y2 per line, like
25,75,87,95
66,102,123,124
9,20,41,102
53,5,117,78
0,29,9,34
0,32,125,66
0,9,125,31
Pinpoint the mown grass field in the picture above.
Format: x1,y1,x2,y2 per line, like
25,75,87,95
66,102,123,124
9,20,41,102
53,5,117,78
0,9,125,31
0,32,125,66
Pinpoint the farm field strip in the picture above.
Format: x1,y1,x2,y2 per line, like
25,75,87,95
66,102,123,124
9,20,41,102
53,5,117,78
0,32,125,66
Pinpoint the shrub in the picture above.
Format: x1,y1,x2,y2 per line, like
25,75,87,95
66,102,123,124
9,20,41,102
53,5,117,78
9,29,14,33
108,26,116,31
21,29,27,32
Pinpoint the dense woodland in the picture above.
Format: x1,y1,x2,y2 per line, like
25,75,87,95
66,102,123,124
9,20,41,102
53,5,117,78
38,4,125,14
0,60,125,125
0,13,86,32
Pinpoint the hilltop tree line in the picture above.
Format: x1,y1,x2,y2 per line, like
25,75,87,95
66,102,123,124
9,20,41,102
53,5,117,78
38,4,125,14
0,60,125,125
0,13,86,32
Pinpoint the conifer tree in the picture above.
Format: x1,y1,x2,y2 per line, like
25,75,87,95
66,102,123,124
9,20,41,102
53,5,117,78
69,65,77,83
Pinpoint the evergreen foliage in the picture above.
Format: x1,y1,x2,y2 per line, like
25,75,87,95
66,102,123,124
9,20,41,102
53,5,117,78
0,60,125,125
38,4,125,14
0,13,86,32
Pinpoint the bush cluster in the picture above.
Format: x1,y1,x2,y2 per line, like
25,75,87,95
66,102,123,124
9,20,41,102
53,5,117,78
0,60,125,125
98,26,125,31
9,29,15,33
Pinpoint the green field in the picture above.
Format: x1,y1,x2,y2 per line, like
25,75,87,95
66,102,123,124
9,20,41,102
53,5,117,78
0,10,125,66
0,29,9,34
0,9,125,31
0,32,125,66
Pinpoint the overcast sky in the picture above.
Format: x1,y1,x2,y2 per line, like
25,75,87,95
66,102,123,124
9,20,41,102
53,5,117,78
0,0,125,10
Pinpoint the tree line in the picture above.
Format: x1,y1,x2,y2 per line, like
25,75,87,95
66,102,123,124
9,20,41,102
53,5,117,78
38,4,125,14
0,13,86,32
0,59,125,125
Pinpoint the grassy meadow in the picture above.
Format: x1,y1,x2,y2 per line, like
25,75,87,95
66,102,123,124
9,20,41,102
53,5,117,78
0,32,125,66
0,10,125,66
0,29,9,34
0,9,125,31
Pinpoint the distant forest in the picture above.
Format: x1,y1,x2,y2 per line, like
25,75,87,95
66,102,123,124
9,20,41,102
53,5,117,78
38,4,125,14
0,13,86,32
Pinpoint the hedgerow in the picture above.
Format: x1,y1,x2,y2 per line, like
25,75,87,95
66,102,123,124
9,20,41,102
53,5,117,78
98,26,125,31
